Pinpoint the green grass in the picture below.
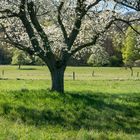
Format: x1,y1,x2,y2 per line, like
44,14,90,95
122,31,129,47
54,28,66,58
0,66,140,139
0,65,140,80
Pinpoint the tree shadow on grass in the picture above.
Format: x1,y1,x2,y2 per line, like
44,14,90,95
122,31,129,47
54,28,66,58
1,90,140,134
19,68,37,70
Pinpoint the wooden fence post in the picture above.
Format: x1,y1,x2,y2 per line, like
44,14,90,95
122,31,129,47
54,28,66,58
73,72,75,80
137,72,139,77
92,70,94,77
2,70,4,76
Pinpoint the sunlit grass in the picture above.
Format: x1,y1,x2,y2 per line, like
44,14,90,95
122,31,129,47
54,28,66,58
0,65,140,80
0,66,140,139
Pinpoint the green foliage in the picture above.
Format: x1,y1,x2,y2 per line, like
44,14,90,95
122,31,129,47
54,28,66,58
122,26,140,66
87,45,110,66
34,56,46,65
109,55,123,67
11,49,32,67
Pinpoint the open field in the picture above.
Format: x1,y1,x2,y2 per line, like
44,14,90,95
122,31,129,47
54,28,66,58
0,65,140,80
0,66,140,140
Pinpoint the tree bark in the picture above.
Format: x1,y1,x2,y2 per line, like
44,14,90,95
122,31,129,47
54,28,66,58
50,66,65,93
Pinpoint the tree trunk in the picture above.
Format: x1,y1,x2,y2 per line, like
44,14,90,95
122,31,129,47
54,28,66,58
130,67,133,77
18,64,21,69
50,66,65,93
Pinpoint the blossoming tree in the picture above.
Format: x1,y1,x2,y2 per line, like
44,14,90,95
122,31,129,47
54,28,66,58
0,0,139,93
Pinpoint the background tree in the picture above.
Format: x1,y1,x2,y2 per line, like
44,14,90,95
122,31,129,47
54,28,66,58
111,32,124,66
0,43,12,64
122,26,140,66
87,45,110,67
0,0,139,93
32,56,46,66
121,26,140,76
12,49,32,69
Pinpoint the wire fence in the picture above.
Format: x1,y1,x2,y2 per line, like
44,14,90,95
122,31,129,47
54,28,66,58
0,68,140,81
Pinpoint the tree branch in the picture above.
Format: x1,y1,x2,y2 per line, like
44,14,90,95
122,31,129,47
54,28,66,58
0,9,19,19
114,18,140,35
67,0,86,50
0,24,34,55
57,2,68,45
27,1,51,51
86,0,102,11
67,0,102,50
70,35,99,56
114,0,140,11
19,0,45,56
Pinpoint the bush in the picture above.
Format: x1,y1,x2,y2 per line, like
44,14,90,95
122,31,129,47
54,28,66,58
34,56,45,65
134,60,140,67
87,45,110,67
109,55,123,67
0,43,12,64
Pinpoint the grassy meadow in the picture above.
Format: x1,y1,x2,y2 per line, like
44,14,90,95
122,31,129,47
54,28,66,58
0,65,140,140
